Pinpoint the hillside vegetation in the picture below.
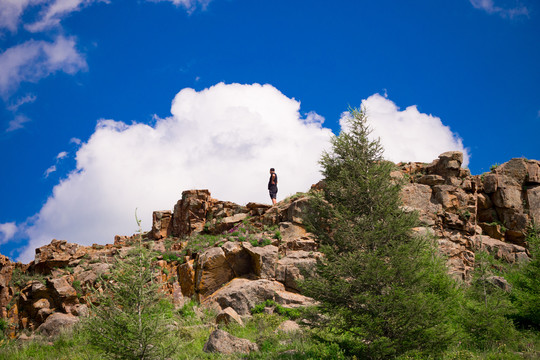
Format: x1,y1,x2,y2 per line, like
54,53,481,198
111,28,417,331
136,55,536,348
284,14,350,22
1,109,540,359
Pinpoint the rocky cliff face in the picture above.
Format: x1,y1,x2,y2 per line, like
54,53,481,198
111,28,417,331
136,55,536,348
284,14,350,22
0,152,538,338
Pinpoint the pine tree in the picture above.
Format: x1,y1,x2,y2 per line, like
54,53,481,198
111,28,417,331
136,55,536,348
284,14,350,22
301,108,458,359
85,215,177,360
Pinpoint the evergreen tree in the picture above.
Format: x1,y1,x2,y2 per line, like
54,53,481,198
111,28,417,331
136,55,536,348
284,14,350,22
85,215,177,360
301,108,458,359
508,224,540,329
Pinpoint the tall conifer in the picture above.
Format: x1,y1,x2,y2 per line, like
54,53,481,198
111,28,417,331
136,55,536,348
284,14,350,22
301,108,458,359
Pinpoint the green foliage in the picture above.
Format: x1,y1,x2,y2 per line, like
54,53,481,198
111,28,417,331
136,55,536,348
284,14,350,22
301,107,459,359
490,163,500,171
162,251,182,262
273,230,282,240
508,225,540,329
251,299,301,320
9,268,45,288
84,214,178,360
460,252,517,350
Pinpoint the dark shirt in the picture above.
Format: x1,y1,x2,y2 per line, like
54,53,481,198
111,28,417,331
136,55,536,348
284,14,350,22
268,173,278,191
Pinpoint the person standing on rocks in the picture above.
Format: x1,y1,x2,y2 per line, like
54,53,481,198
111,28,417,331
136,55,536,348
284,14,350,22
268,168,278,205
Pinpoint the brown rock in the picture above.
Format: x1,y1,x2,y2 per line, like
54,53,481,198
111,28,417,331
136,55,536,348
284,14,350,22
483,173,498,194
216,306,244,326
203,278,286,316
527,161,540,184
34,240,86,272
244,244,278,279
472,235,528,263
276,251,317,291
172,190,212,237
37,312,79,337
195,247,234,300
150,210,172,240
221,242,253,277
178,259,195,298
527,185,540,225
287,197,310,224
492,186,523,209
417,174,445,186
203,329,258,354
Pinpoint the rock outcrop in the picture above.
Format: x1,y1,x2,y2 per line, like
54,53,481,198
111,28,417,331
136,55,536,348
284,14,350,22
0,152,538,339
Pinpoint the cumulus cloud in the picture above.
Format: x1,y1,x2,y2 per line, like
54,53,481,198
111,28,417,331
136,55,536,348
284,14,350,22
0,222,17,244
469,0,528,18
6,114,31,132
70,137,82,145
341,93,469,166
17,83,333,262
0,35,87,97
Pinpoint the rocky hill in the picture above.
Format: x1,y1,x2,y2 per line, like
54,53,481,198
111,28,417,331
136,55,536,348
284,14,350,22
0,151,538,340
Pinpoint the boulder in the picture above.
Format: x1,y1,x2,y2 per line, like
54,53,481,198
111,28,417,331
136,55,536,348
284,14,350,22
244,244,278,279
34,240,86,271
203,329,258,354
221,242,253,277
172,190,212,237
195,247,234,300
178,259,195,298
216,307,244,326
275,251,318,291
37,312,79,337
287,197,310,224
203,278,286,316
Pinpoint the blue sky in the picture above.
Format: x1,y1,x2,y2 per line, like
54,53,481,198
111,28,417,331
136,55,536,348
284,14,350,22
0,0,539,262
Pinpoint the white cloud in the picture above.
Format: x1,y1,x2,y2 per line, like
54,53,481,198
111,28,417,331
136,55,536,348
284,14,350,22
0,35,87,97
6,114,31,132
469,0,528,18
44,165,57,177
70,137,82,144
149,0,211,13
56,151,68,160
17,83,333,262
0,0,38,33
7,93,37,112
341,93,469,167
25,0,104,33
0,222,17,244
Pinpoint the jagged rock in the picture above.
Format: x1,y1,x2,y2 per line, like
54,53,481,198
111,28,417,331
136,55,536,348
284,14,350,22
472,235,528,263
276,251,318,291
172,190,212,237
274,290,316,308
527,185,540,224
178,259,195,297
244,244,278,279
216,306,244,326
203,278,286,316
221,242,253,277
150,210,172,240
287,197,310,224
195,247,234,300
246,202,272,216
34,240,86,272
37,312,79,337
203,329,259,354
527,161,540,184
